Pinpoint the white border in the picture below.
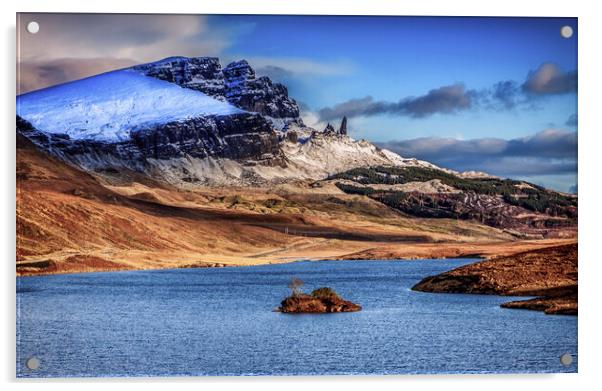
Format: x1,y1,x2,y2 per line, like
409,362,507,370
2,1,601,390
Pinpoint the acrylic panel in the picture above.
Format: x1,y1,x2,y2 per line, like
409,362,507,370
16,13,578,377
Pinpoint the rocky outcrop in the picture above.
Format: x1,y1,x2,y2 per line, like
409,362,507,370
339,116,348,135
412,243,577,315
323,123,336,134
130,113,280,161
278,288,362,313
135,57,302,121
285,130,298,143
500,285,577,315
133,57,226,98
223,60,301,119
17,113,284,173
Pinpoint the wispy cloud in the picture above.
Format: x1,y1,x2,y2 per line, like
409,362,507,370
377,129,577,179
317,62,577,121
17,13,243,92
489,80,521,109
18,57,137,94
319,84,475,121
19,14,224,62
248,57,354,77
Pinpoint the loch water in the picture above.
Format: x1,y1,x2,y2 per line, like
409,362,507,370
16,259,577,377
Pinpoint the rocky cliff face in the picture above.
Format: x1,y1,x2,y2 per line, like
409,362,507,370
130,113,280,161
223,60,301,120
18,113,284,176
339,116,348,135
133,57,226,98
134,57,302,122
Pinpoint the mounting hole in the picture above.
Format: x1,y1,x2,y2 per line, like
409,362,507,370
26,21,40,34
26,357,40,370
560,353,573,366
560,25,573,39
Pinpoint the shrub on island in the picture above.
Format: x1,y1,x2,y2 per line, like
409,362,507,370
278,279,361,313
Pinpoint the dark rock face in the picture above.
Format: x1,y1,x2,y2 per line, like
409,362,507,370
339,116,348,135
133,57,226,98
17,114,284,170
131,113,281,161
285,130,299,143
223,60,300,119
17,116,146,167
323,123,336,134
135,57,302,120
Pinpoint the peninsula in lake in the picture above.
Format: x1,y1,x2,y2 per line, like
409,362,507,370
413,243,578,314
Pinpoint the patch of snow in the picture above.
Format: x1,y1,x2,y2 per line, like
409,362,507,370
458,170,498,179
265,116,302,131
281,133,412,179
331,179,460,194
16,70,243,142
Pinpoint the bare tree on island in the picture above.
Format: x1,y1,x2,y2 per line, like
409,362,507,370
288,277,304,297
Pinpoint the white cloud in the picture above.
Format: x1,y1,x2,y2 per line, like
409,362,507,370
243,56,354,77
17,13,245,92
18,14,224,63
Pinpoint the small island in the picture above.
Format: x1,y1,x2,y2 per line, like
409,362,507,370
278,278,362,313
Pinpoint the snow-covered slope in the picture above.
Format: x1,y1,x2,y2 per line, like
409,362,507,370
16,70,242,142
282,133,406,177
129,130,442,187
276,125,444,178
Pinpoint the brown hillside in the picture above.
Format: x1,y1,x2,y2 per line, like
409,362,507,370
16,135,575,275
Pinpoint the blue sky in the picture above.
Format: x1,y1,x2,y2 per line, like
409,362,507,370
19,14,578,191
219,17,576,126
223,15,578,191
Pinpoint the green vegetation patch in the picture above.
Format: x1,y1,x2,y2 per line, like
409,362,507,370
331,166,577,215
311,287,340,299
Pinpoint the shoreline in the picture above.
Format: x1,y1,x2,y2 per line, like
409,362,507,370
16,255,483,278
17,238,575,277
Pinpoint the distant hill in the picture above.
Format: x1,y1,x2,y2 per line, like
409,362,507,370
329,165,577,238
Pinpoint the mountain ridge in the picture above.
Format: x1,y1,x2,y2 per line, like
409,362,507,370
16,56,438,187
15,56,577,276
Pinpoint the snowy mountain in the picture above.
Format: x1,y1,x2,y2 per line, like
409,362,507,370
17,69,242,142
16,56,439,187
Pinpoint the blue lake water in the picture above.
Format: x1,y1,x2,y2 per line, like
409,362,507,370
16,259,577,377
